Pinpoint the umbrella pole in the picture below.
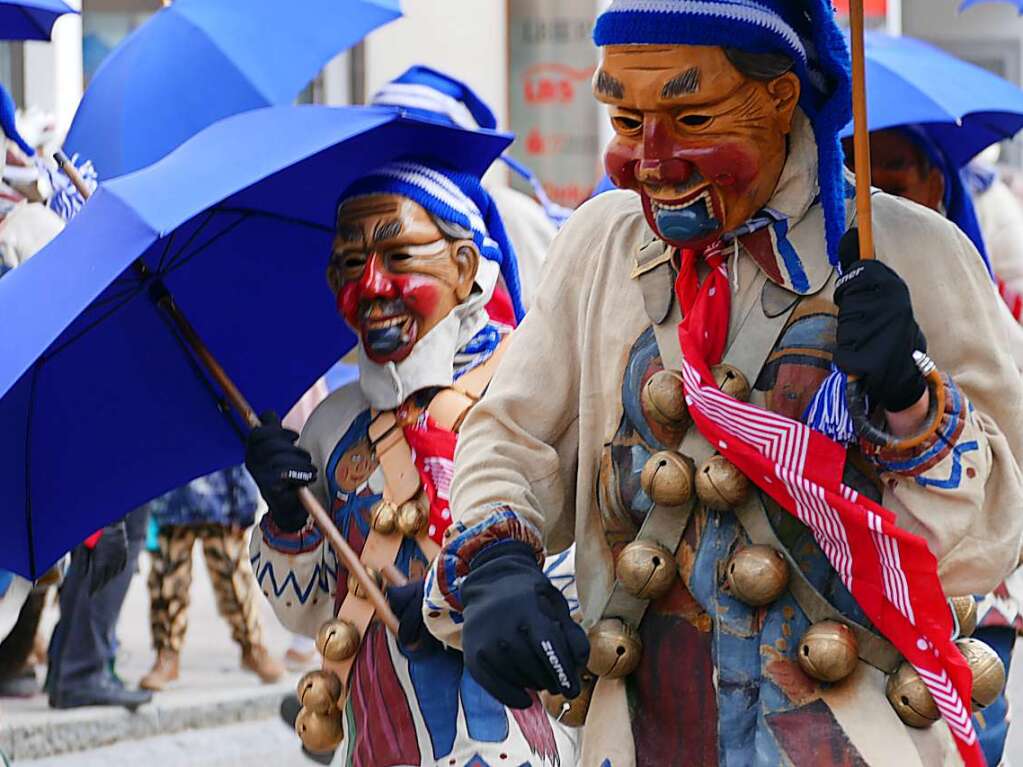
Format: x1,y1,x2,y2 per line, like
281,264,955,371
54,151,93,200
849,0,874,261
54,152,401,634
154,290,401,633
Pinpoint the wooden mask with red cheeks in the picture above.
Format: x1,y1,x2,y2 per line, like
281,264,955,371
327,194,479,365
842,130,945,212
594,45,801,249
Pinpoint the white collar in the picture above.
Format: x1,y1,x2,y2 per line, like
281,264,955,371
357,258,499,410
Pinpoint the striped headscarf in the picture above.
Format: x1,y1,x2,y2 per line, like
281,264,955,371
593,0,853,266
337,160,524,322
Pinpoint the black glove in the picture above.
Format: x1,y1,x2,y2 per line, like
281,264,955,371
461,541,589,709
835,229,927,413
86,520,128,595
245,410,317,532
388,580,445,658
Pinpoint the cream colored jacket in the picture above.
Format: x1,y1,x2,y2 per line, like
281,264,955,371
426,116,1023,766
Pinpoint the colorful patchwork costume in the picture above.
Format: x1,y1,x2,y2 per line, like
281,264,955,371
250,158,577,766
424,3,1023,766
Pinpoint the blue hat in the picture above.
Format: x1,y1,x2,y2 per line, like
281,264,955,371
593,0,853,266
897,125,992,277
338,160,525,322
372,66,571,227
0,82,33,157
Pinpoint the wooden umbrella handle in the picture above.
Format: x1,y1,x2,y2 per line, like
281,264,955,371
848,0,874,262
57,151,400,632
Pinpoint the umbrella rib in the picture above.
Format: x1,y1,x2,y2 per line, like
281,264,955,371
41,290,143,362
159,209,218,273
153,303,248,443
23,361,42,578
212,206,335,234
162,211,248,275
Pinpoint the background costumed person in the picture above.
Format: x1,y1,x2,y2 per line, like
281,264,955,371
369,64,563,311
423,3,1023,766
246,158,578,766
845,125,1023,767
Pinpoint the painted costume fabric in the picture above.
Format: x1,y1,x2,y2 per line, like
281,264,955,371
250,259,578,767
426,114,1023,767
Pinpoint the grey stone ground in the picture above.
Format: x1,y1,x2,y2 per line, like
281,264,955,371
0,541,315,765
2,542,1023,765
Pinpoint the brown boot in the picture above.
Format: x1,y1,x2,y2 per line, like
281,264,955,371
241,644,284,684
139,649,179,691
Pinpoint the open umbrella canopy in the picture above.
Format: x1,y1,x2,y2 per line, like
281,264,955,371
960,0,1023,11
64,0,401,179
0,0,75,41
0,104,511,578
841,31,1023,167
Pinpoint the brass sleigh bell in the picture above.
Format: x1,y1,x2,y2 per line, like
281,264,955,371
711,363,751,402
640,451,695,507
370,499,399,535
948,595,978,639
541,670,596,727
616,540,677,601
397,496,430,538
796,620,859,683
295,706,344,753
587,618,642,679
347,566,384,600
296,670,344,714
886,661,940,728
315,618,361,663
641,370,687,427
956,637,1006,710
695,454,751,511
725,545,789,607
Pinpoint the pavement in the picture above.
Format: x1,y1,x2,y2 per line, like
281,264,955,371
0,541,317,765
1,541,1022,765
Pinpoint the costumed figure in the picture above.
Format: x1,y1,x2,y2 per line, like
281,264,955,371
424,3,1023,767
137,465,285,691
246,155,578,766
370,65,564,311
846,125,1023,766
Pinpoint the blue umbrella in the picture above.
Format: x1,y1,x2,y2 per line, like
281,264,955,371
842,32,1023,167
0,104,511,578
0,0,75,41
64,0,401,180
960,0,1023,11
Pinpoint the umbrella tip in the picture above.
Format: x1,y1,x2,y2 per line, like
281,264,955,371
53,149,69,167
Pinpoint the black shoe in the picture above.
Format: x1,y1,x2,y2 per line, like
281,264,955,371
49,676,152,711
280,694,335,765
0,668,40,698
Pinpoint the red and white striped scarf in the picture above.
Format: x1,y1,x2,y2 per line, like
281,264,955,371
676,244,983,766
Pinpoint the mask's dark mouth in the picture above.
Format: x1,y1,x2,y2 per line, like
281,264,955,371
646,186,722,245
360,300,416,358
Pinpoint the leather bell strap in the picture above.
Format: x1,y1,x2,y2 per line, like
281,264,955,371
732,493,900,674
323,336,509,691
596,245,802,633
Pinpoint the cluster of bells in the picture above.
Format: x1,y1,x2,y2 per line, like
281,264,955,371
369,490,431,538
293,568,386,753
544,366,1008,730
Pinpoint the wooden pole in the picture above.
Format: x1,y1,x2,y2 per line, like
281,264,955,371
57,153,401,634
53,151,93,201
849,0,875,261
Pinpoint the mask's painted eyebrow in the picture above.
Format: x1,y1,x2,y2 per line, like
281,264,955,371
661,67,701,99
373,218,403,244
594,69,625,99
336,224,363,244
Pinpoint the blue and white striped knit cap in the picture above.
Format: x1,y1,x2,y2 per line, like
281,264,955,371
338,160,525,322
371,66,571,227
593,0,853,265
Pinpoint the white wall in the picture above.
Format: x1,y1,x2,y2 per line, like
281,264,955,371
362,0,508,128
22,0,83,136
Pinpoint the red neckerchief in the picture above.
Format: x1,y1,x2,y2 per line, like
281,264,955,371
674,243,983,766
